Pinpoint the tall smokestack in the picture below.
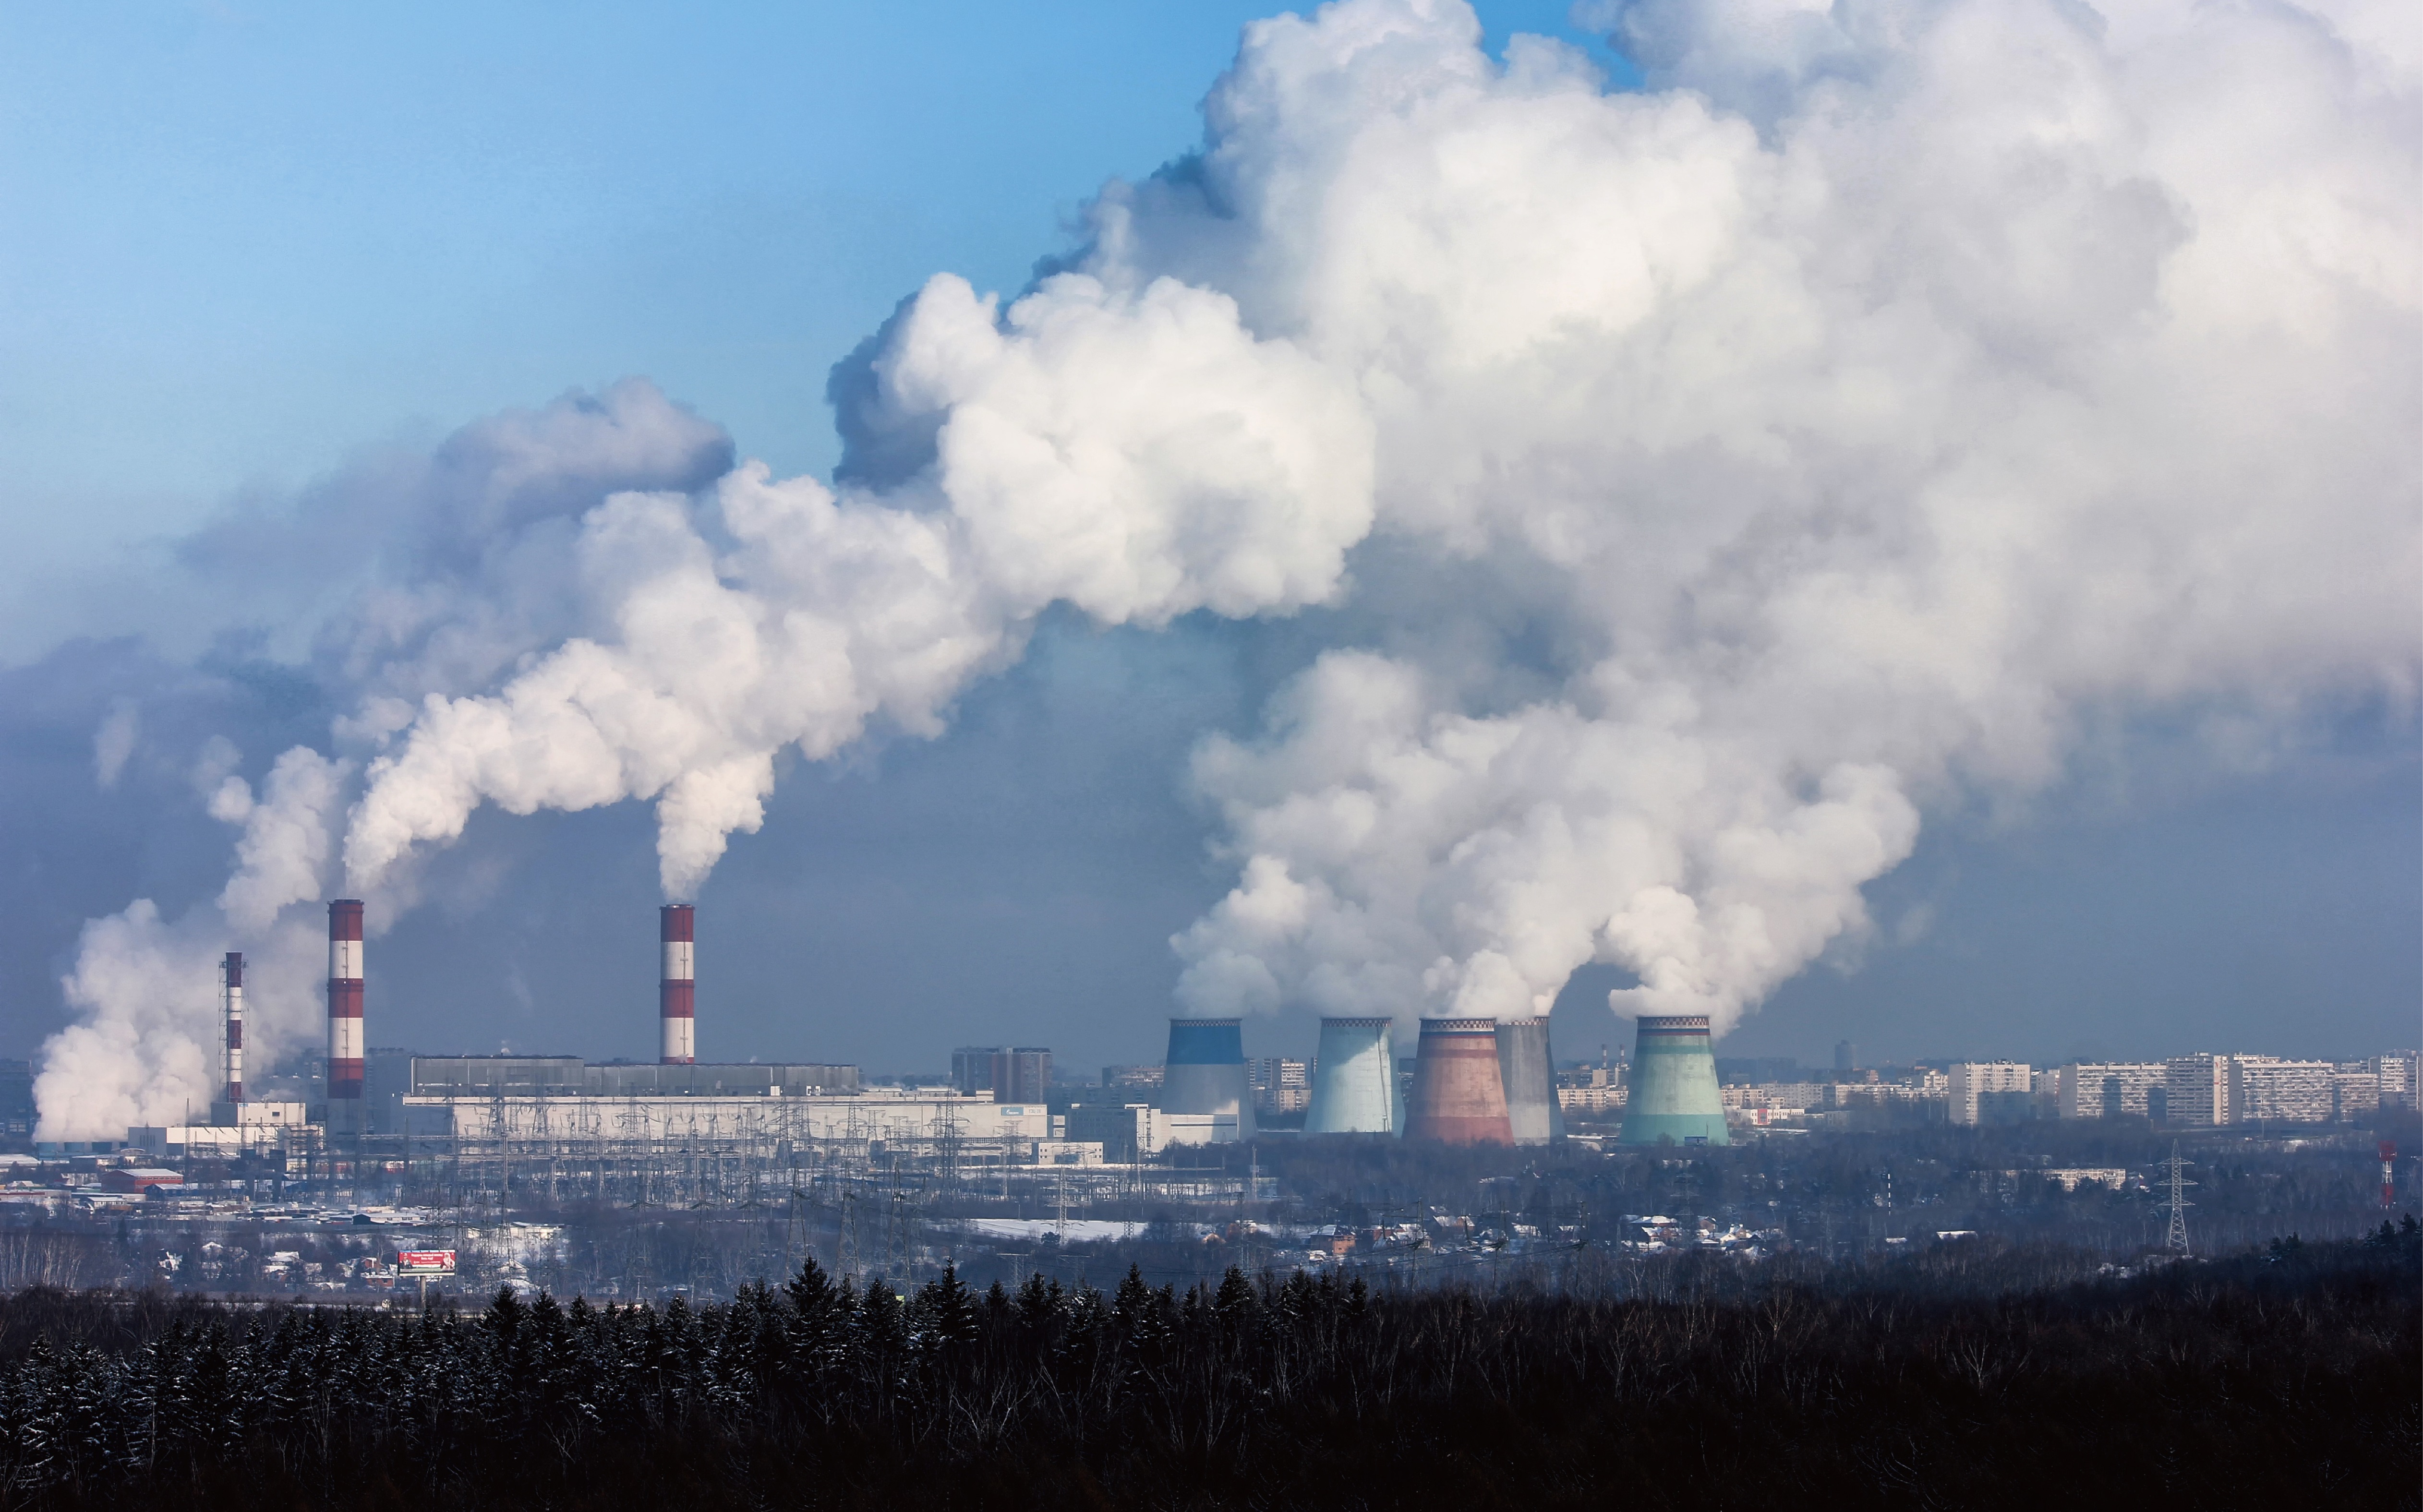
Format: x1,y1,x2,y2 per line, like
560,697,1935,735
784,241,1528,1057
1619,1014,1730,1146
327,900,364,1134
660,904,695,1065
1304,1017,1400,1135
220,951,245,1107
1495,1016,1562,1146
1405,1017,1512,1145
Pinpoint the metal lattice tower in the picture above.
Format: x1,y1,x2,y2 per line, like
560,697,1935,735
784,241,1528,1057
836,1182,860,1283
2157,1142,2197,1254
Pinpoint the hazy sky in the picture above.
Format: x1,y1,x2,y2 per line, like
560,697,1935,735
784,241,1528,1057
2,1,2414,1128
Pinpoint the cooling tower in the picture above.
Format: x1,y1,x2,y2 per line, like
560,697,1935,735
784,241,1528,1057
326,900,365,1134
220,951,244,1106
1305,1017,1400,1135
1495,1016,1563,1145
1405,1017,1513,1145
1619,1014,1731,1145
1161,1017,1254,1140
660,904,696,1065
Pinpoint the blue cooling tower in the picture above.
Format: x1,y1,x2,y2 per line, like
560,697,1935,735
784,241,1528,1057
1161,1017,1254,1141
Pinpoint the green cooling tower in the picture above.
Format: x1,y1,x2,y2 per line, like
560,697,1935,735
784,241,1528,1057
1619,1014,1731,1146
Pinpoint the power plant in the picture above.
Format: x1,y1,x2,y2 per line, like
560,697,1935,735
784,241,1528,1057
1304,1017,1400,1134
1619,1014,1730,1145
1405,1018,1513,1145
1160,1018,1254,1142
1495,1017,1563,1146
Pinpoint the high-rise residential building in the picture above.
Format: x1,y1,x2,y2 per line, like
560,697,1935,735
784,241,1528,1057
992,1048,1052,1104
1834,1040,1856,1075
2229,1057,2334,1124
1248,1057,1311,1115
2332,1064,2382,1121
2376,1051,2420,1111
2056,1063,2166,1119
2164,1054,2232,1125
952,1047,1001,1098
1946,1062,2033,1126
0,1059,30,1144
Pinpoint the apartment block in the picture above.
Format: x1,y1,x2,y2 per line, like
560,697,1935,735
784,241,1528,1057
2164,1054,2233,1126
2228,1057,2335,1124
2056,1063,2166,1119
2377,1051,2420,1112
1947,1062,2033,1126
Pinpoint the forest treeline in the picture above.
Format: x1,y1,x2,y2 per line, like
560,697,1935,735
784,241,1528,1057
0,1223,2414,1510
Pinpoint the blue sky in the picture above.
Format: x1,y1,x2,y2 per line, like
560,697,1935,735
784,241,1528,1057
0,1,2412,1083
0,1,1615,638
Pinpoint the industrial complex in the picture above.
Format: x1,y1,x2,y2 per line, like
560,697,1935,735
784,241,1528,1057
8,894,2393,1246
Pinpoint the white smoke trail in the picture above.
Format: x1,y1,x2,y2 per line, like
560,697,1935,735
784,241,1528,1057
35,0,2419,1131
343,272,1373,900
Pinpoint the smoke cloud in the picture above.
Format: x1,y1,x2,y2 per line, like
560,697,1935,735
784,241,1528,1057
31,0,2419,1134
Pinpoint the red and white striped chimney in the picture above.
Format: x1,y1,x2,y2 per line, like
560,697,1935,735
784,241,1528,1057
221,951,244,1106
327,899,365,1130
660,904,695,1065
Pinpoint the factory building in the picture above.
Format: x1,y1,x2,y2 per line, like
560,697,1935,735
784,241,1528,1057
1619,1015,1729,1145
1405,1018,1513,1145
1304,1018,1399,1135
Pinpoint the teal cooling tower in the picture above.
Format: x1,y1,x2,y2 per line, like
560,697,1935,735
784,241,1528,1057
1619,1014,1731,1146
1304,1017,1399,1134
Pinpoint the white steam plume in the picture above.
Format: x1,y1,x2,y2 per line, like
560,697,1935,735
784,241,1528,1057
1162,0,2418,1030
36,747,348,1139
343,272,1372,899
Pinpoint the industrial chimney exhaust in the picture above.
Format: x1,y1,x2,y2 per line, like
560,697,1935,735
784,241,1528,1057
660,904,696,1065
220,951,244,1108
326,900,365,1134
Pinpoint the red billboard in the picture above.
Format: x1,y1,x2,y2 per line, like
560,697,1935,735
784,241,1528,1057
396,1249,456,1274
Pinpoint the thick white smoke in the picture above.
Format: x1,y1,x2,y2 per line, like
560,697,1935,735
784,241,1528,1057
1164,0,2420,1028
36,383,731,1138
36,0,2418,1134
342,272,1372,900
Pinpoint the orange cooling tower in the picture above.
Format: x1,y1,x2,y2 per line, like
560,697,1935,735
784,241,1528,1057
1405,1017,1513,1145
